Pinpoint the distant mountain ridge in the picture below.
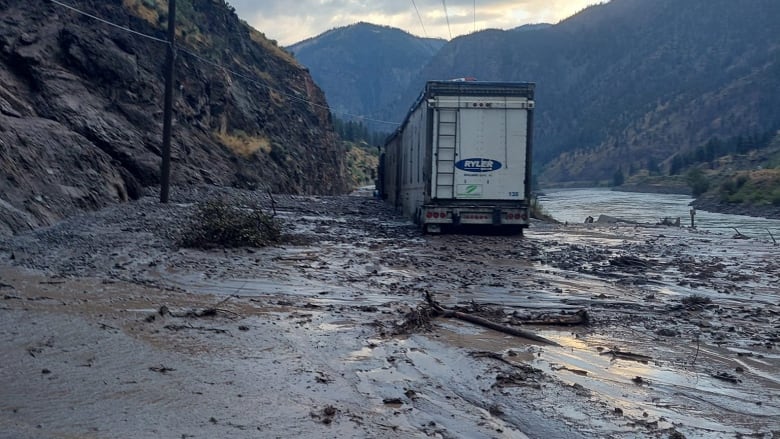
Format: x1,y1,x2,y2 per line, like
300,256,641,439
288,22,445,124
407,0,780,183
291,0,780,184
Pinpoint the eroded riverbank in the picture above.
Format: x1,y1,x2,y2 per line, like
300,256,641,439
1,188,778,438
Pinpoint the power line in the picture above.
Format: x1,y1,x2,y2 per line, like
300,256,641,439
441,0,452,39
409,0,428,38
46,0,400,126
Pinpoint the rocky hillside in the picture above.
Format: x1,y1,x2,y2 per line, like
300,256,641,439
288,22,445,126
0,0,349,235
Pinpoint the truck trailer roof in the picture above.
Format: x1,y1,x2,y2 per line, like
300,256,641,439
424,80,535,98
386,80,535,146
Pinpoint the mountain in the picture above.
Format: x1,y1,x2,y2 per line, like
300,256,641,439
288,22,445,126
399,0,780,183
510,23,552,32
307,1,778,185
0,0,349,235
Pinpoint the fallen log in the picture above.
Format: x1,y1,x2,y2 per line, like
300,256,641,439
599,348,652,363
513,309,589,326
425,292,560,346
164,324,229,334
732,227,749,239
609,255,651,268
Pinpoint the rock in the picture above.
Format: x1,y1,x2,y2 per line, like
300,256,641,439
0,0,350,235
656,328,678,337
596,214,637,224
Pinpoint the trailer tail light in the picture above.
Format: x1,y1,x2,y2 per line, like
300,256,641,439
504,212,529,222
425,210,450,221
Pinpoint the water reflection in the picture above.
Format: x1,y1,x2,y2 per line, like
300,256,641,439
539,188,780,238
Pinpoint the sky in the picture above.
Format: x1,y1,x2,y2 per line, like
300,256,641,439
227,0,604,46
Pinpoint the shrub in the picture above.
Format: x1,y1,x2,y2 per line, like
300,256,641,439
530,197,556,222
771,189,780,206
269,143,288,164
681,293,712,306
687,169,710,196
720,179,736,195
611,168,625,187
179,199,282,249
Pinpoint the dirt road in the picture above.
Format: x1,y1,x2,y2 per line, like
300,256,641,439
1,188,778,438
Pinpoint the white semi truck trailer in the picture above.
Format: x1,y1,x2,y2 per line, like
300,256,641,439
379,80,535,233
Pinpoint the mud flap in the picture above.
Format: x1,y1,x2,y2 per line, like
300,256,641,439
425,224,442,234
492,208,502,225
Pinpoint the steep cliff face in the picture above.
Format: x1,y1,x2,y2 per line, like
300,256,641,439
0,0,349,235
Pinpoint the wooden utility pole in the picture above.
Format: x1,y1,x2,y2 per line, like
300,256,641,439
159,0,176,203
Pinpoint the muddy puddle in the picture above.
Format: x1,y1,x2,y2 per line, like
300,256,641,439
436,320,779,437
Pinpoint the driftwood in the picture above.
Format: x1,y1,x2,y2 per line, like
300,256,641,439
768,229,777,246
156,297,242,320
609,255,651,268
732,227,749,239
711,371,741,384
425,292,560,346
550,364,589,376
513,309,589,326
600,348,652,363
164,324,229,334
268,191,277,217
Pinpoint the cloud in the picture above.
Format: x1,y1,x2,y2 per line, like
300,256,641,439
227,0,602,46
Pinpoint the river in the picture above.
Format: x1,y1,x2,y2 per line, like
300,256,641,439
538,188,780,240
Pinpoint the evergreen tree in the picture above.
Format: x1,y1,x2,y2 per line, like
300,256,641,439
612,168,625,186
669,155,684,175
646,157,659,175
687,168,710,196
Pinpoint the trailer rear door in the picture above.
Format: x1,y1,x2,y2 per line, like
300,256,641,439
454,106,528,201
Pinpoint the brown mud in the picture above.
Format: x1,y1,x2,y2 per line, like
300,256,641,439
1,187,779,438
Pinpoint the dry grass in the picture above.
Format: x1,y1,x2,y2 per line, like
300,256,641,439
248,28,298,65
215,131,271,157
269,89,285,106
748,169,780,185
122,0,164,27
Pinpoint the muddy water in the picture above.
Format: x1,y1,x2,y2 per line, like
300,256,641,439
150,221,780,437
531,226,780,437
2,192,779,438
540,188,780,238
